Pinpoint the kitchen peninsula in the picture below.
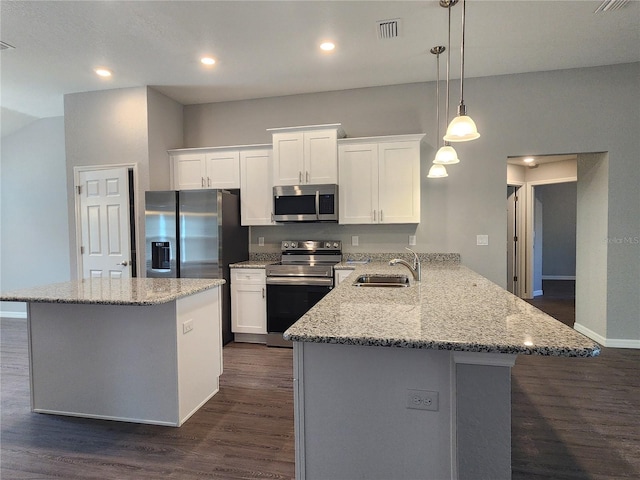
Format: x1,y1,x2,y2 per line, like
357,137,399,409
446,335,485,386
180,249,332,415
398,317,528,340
285,261,600,480
1,278,224,427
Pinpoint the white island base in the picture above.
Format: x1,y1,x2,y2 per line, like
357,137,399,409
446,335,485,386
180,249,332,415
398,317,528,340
27,287,222,427
293,342,516,480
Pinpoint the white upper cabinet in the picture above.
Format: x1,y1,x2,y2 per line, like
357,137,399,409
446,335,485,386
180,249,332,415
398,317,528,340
269,124,344,186
172,152,206,190
240,147,274,226
338,134,424,225
170,147,240,190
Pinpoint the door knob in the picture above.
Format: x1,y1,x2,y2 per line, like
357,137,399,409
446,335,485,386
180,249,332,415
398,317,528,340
117,261,129,266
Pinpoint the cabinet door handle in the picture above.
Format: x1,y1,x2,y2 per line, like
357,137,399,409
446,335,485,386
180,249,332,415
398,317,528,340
373,210,377,222
306,171,309,183
201,177,205,187
262,287,265,298
207,177,211,187
380,210,384,222
299,171,303,183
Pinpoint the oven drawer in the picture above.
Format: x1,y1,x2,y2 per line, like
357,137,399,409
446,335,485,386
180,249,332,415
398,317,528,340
232,268,266,285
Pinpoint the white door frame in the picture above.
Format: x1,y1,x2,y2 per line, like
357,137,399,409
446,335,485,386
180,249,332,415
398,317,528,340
507,182,525,297
73,163,139,280
524,176,576,299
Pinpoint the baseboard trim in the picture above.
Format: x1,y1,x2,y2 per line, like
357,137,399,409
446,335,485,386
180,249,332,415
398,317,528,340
533,290,544,297
233,333,267,344
574,323,640,349
0,310,27,319
542,275,576,281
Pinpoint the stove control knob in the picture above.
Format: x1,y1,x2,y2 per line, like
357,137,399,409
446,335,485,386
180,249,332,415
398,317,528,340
325,242,331,248
333,242,339,248
283,242,289,248
291,241,298,248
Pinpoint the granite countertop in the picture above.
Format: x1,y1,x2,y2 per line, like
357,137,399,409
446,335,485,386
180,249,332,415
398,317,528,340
0,278,225,306
284,262,600,358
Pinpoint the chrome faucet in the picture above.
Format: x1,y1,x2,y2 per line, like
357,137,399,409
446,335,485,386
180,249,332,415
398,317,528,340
389,248,421,282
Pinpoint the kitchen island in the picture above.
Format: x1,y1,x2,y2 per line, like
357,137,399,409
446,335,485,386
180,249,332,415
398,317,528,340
1,277,225,427
285,262,599,480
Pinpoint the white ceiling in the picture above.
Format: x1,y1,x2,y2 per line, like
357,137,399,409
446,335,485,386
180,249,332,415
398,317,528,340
1,0,639,136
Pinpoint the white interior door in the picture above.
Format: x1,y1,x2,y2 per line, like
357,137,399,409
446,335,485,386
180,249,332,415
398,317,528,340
507,186,519,294
78,167,131,279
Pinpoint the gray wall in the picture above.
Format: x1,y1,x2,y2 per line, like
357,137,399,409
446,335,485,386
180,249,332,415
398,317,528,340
0,117,70,316
147,87,184,190
184,62,640,342
64,87,150,279
576,154,609,340
537,183,577,278
63,87,182,279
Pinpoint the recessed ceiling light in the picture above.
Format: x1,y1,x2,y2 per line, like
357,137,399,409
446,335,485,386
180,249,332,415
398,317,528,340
523,157,535,163
320,42,335,52
201,57,216,66
94,68,112,77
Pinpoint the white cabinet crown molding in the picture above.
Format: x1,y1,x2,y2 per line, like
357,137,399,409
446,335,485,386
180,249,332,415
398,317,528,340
266,123,346,138
168,143,272,154
338,133,425,145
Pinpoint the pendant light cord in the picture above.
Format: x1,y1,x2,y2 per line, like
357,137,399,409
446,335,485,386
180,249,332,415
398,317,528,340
436,51,441,145
459,0,466,113
446,4,452,144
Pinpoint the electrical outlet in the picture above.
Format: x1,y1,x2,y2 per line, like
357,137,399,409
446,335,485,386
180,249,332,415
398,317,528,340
352,236,359,246
407,389,439,411
183,319,194,334
476,234,489,246
258,236,265,246
409,235,416,246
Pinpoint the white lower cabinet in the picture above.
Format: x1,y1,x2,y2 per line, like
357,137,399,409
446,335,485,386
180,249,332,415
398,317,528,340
231,268,267,336
338,134,424,224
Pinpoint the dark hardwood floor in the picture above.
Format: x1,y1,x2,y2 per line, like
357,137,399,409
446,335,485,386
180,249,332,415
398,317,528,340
2,317,639,479
525,280,576,328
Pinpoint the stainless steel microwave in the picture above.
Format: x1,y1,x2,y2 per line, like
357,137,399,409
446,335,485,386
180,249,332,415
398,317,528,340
273,184,338,223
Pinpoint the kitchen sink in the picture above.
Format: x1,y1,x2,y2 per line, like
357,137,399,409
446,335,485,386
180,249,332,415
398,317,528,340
352,274,410,287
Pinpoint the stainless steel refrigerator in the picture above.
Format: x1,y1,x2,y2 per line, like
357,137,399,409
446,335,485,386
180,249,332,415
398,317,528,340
144,190,248,345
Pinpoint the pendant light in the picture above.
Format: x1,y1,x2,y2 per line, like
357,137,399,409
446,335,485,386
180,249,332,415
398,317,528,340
434,0,460,165
427,46,448,179
443,0,480,142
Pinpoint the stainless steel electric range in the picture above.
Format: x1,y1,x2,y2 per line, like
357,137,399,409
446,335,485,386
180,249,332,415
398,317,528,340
265,240,342,347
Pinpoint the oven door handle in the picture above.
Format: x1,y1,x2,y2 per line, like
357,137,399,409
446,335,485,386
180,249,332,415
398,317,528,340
266,277,334,287
315,189,320,221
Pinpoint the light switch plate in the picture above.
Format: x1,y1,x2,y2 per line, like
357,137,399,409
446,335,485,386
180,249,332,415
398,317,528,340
477,235,489,246
409,235,416,246
258,236,265,246
352,236,359,246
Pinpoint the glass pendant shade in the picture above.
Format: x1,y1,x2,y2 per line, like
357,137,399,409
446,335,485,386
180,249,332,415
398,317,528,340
433,145,460,165
427,164,448,178
443,114,480,142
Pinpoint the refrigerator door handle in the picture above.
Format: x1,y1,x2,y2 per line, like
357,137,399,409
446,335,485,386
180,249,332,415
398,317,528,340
315,190,320,221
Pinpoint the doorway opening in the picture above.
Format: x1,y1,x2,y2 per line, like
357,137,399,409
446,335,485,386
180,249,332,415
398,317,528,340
507,155,577,326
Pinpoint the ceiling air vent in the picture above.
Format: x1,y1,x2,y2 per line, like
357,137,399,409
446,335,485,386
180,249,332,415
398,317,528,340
376,19,402,40
0,41,16,51
594,0,630,13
